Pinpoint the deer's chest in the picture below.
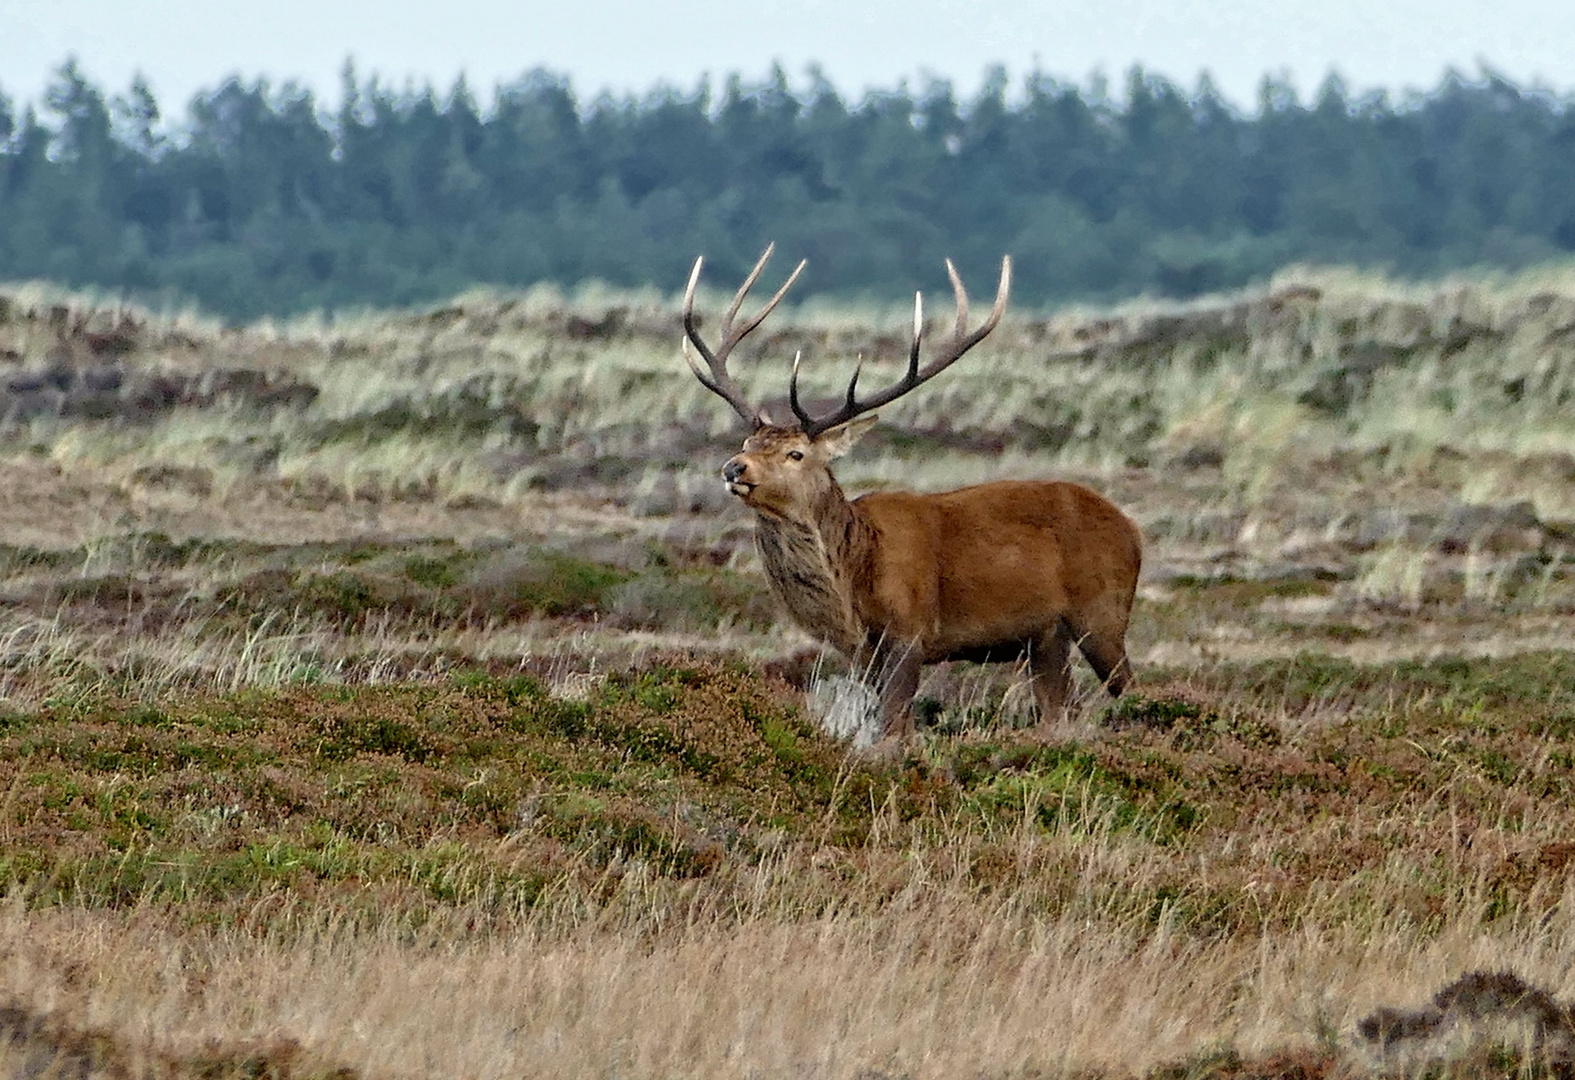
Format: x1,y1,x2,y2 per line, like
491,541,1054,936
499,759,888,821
756,522,862,653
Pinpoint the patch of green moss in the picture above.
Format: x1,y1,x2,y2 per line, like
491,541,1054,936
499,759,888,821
403,553,463,588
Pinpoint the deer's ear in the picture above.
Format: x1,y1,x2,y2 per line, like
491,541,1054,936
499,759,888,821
815,415,878,459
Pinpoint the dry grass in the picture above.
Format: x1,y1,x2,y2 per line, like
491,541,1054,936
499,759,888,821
6,887,1575,1080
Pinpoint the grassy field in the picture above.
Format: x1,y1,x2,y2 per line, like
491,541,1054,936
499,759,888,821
0,267,1573,1077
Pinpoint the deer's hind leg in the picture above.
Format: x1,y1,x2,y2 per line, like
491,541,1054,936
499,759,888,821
1068,614,1133,698
1027,623,1075,725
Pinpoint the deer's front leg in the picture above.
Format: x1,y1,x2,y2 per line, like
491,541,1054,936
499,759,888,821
869,639,922,741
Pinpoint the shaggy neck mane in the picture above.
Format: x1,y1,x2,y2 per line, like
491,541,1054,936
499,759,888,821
753,482,873,655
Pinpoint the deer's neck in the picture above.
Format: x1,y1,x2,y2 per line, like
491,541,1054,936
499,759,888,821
753,483,872,656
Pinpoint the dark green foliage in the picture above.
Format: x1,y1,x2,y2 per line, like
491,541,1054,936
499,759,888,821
493,551,630,617
603,570,777,633
1108,694,1281,749
402,554,462,588
314,715,434,763
6,62,1575,317
305,393,539,448
944,741,1202,841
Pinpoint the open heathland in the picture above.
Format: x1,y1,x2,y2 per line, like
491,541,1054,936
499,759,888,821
0,266,1572,1077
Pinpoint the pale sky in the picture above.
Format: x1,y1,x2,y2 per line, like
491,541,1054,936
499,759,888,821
3,0,1575,115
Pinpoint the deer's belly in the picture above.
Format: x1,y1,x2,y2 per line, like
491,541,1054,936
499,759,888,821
932,640,1033,664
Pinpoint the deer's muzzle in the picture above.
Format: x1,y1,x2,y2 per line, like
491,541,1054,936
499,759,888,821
723,458,753,496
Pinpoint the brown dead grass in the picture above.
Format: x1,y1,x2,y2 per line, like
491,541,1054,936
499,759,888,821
0,869,1572,1079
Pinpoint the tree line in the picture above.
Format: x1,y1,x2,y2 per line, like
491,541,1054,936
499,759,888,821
3,59,1574,318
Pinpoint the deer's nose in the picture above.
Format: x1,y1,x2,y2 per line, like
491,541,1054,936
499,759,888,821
723,459,748,483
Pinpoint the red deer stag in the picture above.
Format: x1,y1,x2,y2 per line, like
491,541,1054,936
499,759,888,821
682,245,1141,741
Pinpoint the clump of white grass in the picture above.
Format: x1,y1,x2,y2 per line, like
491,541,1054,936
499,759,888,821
806,668,881,749
1356,543,1430,610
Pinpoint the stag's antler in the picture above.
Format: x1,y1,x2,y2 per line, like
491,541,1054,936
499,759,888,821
790,257,1011,438
682,244,807,428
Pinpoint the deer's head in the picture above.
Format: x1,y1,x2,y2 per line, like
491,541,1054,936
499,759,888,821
719,417,875,518
682,245,1011,519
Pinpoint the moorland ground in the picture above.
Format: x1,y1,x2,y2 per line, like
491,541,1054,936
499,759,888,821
0,268,1572,1077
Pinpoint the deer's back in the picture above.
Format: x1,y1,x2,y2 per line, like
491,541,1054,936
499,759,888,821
853,480,1141,654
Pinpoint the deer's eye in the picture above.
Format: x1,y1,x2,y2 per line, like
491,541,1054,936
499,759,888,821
787,450,804,461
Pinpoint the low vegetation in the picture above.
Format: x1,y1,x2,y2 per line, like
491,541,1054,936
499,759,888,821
4,655,1575,1077
0,273,1570,1076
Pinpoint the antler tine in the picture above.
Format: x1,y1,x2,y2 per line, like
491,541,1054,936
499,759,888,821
682,245,808,428
720,243,775,329
681,256,717,365
721,244,808,344
732,256,806,342
681,335,720,391
789,351,815,430
933,254,1010,365
798,256,1011,438
944,259,971,345
792,348,862,428
681,272,758,427
841,355,865,411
